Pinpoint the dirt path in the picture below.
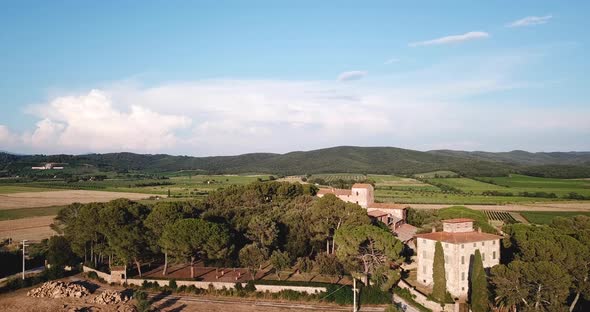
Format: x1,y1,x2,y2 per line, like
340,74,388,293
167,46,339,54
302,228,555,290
408,202,590,212
0,190,156,210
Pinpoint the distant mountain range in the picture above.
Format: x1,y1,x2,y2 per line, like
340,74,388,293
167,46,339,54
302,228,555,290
1,146,590,178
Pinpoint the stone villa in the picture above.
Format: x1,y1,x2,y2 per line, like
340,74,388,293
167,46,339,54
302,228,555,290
317,183,416,240
414,218,501,299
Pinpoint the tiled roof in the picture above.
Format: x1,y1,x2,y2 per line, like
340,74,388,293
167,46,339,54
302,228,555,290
414,231,501,244
395,224,418,242
441,218,475,223
352,183,373,189
369,203,408,209
317,188,352,196
367,210,389,217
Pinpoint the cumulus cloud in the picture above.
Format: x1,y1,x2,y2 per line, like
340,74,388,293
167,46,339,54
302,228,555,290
409,31,489,47
337,71,367,81
507,15,552,27
19,90,191,153
1,53,588,155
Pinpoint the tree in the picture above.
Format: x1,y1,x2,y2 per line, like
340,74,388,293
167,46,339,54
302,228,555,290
99,200,152,277
47,236,76,268
309,194,370,254
491,260,571,311
270,250,290,280
145,202,199,275
246,215,278,248
470,249,489,312
239,243,269,280
334,224,403,287
432,241,447,303
160,218,231,278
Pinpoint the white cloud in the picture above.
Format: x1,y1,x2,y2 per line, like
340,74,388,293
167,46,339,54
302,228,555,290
384,58,399,65
507,15,552,27
409,31,489,47
1,53,588,155
19,90,191,153
337,71,367,81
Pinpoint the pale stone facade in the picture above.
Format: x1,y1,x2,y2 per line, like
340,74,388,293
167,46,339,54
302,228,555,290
317,183,374,208
415,219,501,300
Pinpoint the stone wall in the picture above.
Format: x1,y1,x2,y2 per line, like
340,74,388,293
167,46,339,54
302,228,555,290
83,266,326,294
397,279,456,312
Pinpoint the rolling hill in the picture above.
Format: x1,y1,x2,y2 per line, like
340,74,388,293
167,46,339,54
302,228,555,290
1,146,590,178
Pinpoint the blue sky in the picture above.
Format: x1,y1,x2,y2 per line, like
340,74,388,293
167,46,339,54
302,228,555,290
0,1,589,155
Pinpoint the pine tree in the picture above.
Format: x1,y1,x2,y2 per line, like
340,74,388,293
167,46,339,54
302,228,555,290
470,249,490,312
432,241,448,303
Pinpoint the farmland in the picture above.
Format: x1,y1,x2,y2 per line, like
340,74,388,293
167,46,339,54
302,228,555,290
520,211,590,225
481,174,590,196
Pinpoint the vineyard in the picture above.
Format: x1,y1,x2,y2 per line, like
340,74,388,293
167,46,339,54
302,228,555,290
309,174,367,182
482,210,517,223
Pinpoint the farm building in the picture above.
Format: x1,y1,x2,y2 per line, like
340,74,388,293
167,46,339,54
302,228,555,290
414,218,501,300
31,163,64,170
317,183,374,208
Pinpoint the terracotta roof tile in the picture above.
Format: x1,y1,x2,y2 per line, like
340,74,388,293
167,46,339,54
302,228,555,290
317,188,352,196
395,224,418,242
414,231,501,244
367,210,389,217
369,203,408,209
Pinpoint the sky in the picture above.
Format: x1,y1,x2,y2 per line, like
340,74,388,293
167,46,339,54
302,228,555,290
0,0,589,156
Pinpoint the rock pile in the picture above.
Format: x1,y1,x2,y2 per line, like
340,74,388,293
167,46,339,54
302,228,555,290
91,290,130,305
27,281,90,299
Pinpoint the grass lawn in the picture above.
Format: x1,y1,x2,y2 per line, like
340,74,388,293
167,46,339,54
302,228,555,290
0,206,63,220
520,211,590,225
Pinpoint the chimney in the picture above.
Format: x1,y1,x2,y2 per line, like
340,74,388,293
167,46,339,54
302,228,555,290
431,226,436,233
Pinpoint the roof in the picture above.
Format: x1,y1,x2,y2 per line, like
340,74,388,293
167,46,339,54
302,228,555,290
441,218,475,223
352,183,373,189
395,224,418,242
414,231,501,244
369,203,408,209
317,188,352,196
367,210,389,217
110,266,126,271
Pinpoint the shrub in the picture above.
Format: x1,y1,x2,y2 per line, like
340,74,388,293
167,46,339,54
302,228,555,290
360,286,391,304
244,281,256,293
169,279,178,289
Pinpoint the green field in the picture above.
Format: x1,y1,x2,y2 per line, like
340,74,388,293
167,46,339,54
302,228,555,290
375,189,544,204
482,174,590,196
0,186,56,194
0,174,264,198
0,206,64,220
520,211,590,225
413,170,458,178
428,177,510,193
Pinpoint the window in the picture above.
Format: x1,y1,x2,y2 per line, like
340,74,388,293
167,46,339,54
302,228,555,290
461,256,465,265
422,239,427,244
493,251,496,260
482,253,486,261
473,243,476,247
356,191,359,196
493,240,496,245
461,272,465,281
423,251,427,259
482,241,485,246
461,244,464,249
423,266,426,274
356,201,358,204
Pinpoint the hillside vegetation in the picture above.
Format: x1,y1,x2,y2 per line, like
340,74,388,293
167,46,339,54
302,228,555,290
1,146,590,178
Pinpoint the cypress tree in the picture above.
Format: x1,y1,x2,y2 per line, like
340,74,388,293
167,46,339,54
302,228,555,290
470,249,490,312
432,241,448,303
